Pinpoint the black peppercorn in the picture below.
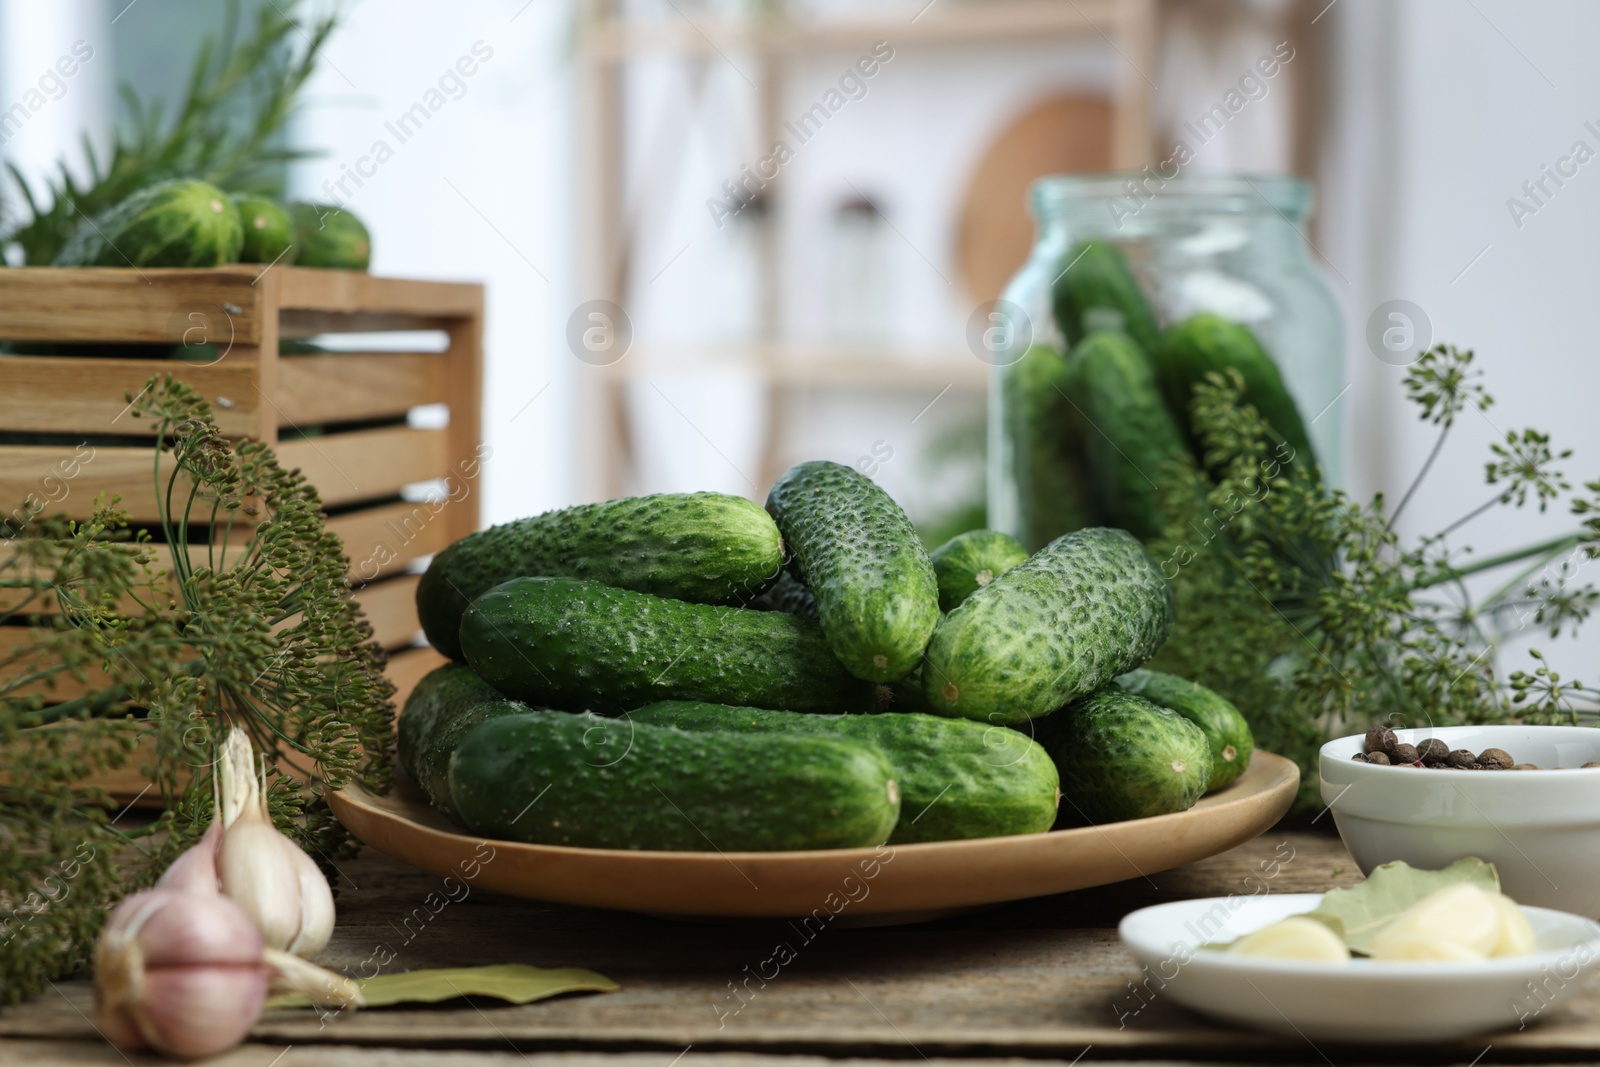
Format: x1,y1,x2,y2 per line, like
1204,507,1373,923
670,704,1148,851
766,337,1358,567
1445,749,1477,769
1392,742,1419,764
1365,751,1392,766
1351,752,1370,762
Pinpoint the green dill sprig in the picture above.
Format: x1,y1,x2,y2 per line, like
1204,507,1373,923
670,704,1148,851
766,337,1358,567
0,376,391,1003
1153,345,1600,809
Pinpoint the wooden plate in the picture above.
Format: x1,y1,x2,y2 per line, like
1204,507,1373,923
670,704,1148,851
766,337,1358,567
329,752,1298,923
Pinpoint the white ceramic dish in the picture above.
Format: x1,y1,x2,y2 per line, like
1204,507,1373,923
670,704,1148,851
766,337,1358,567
1320,725,1600,916
1119,893,1600,1042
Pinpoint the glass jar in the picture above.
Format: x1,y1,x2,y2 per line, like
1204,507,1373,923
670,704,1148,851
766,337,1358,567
988,173,1344,549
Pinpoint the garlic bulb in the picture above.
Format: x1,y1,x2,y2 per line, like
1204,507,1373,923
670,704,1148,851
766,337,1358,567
216,726,337,956
95,889,269,1058
1227,916,1350,963
156,816,222,896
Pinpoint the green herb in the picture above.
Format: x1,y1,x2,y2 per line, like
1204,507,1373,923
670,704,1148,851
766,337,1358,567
267,964,619,1010
3,0,335,265
1303,858,1499,955
1,376,392,1003
1151,346,1600,809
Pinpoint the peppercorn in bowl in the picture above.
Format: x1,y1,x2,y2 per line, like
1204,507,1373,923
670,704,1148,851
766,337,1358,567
1320,726,1600,917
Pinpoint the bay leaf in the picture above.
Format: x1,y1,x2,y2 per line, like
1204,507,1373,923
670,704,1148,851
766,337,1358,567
268,964,618,1010
1304,858,1500,955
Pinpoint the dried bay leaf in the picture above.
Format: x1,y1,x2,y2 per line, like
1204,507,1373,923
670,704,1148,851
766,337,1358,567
268,964,618,1010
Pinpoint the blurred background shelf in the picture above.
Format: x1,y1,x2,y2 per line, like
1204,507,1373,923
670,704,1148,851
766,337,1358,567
573,0,1160,506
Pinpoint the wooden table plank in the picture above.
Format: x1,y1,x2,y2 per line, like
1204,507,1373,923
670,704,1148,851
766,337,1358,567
11,830,1600,1063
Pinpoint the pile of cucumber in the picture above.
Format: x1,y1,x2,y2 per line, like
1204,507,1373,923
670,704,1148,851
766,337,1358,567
400,459,1256,852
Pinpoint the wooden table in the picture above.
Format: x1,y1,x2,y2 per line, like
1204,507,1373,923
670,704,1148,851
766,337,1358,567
8,830,1600,1065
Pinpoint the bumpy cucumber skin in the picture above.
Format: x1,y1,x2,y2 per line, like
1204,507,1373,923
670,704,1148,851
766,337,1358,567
999,345,1098,550
766,461,939,683
448,710,900,851
1154,313,1317,470
747,568,819,620
397,663,504,784
1067,331,1200,541
397,665,527,820
1116,668,1254,792
460,576,878,714
419,492,784,660
1035,687,1210,824
930,530,1030,612
628,701,1060,843
921,527,1174,724
1050,241,1162,353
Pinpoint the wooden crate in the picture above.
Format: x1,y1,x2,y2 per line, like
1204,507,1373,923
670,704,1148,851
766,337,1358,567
0,266,481,796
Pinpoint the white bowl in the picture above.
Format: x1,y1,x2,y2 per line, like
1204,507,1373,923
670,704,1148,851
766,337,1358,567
1319,725,1600,916
1119,893,1600,1041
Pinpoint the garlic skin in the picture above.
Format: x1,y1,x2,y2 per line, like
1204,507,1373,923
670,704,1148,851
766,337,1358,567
1228,917,1350,963
216,726,337,956
156,816,223,896
94,889,268,1059
1369,883,1534,961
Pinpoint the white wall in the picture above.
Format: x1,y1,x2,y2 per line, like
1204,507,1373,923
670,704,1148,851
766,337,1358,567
288,0,577,526
1322,0,1600,666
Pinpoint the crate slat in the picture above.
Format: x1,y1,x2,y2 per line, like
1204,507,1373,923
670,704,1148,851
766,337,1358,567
275,269,481,318
0,268,266,344
0,626,114,699
278,309,456,338
275,353,443,427
353,573,422,651
0,444,207,526
0,357,262,436
276,426,448,508
328,500,455,581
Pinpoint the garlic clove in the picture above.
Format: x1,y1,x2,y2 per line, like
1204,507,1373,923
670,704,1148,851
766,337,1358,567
1369,883,1503,961
156,816,223,896
286,841,336,957
218,815,308,951
1489,892,1537,957
1227,917,1350,962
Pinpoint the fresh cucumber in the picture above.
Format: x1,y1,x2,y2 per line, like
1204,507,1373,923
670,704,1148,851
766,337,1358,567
459,576,879,714
997,344,1098,550
1067,331,1202,540
765,461,939,683
1154,313,1316,471
929,529,1030,612
1034,687,1210,825
747,568,819,620
448,710,901,850
627,701,1059,843
418,492,783,660
921,527,1173,724
1115,668,1254,791
1050,241,1161,353
397,664,527,820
